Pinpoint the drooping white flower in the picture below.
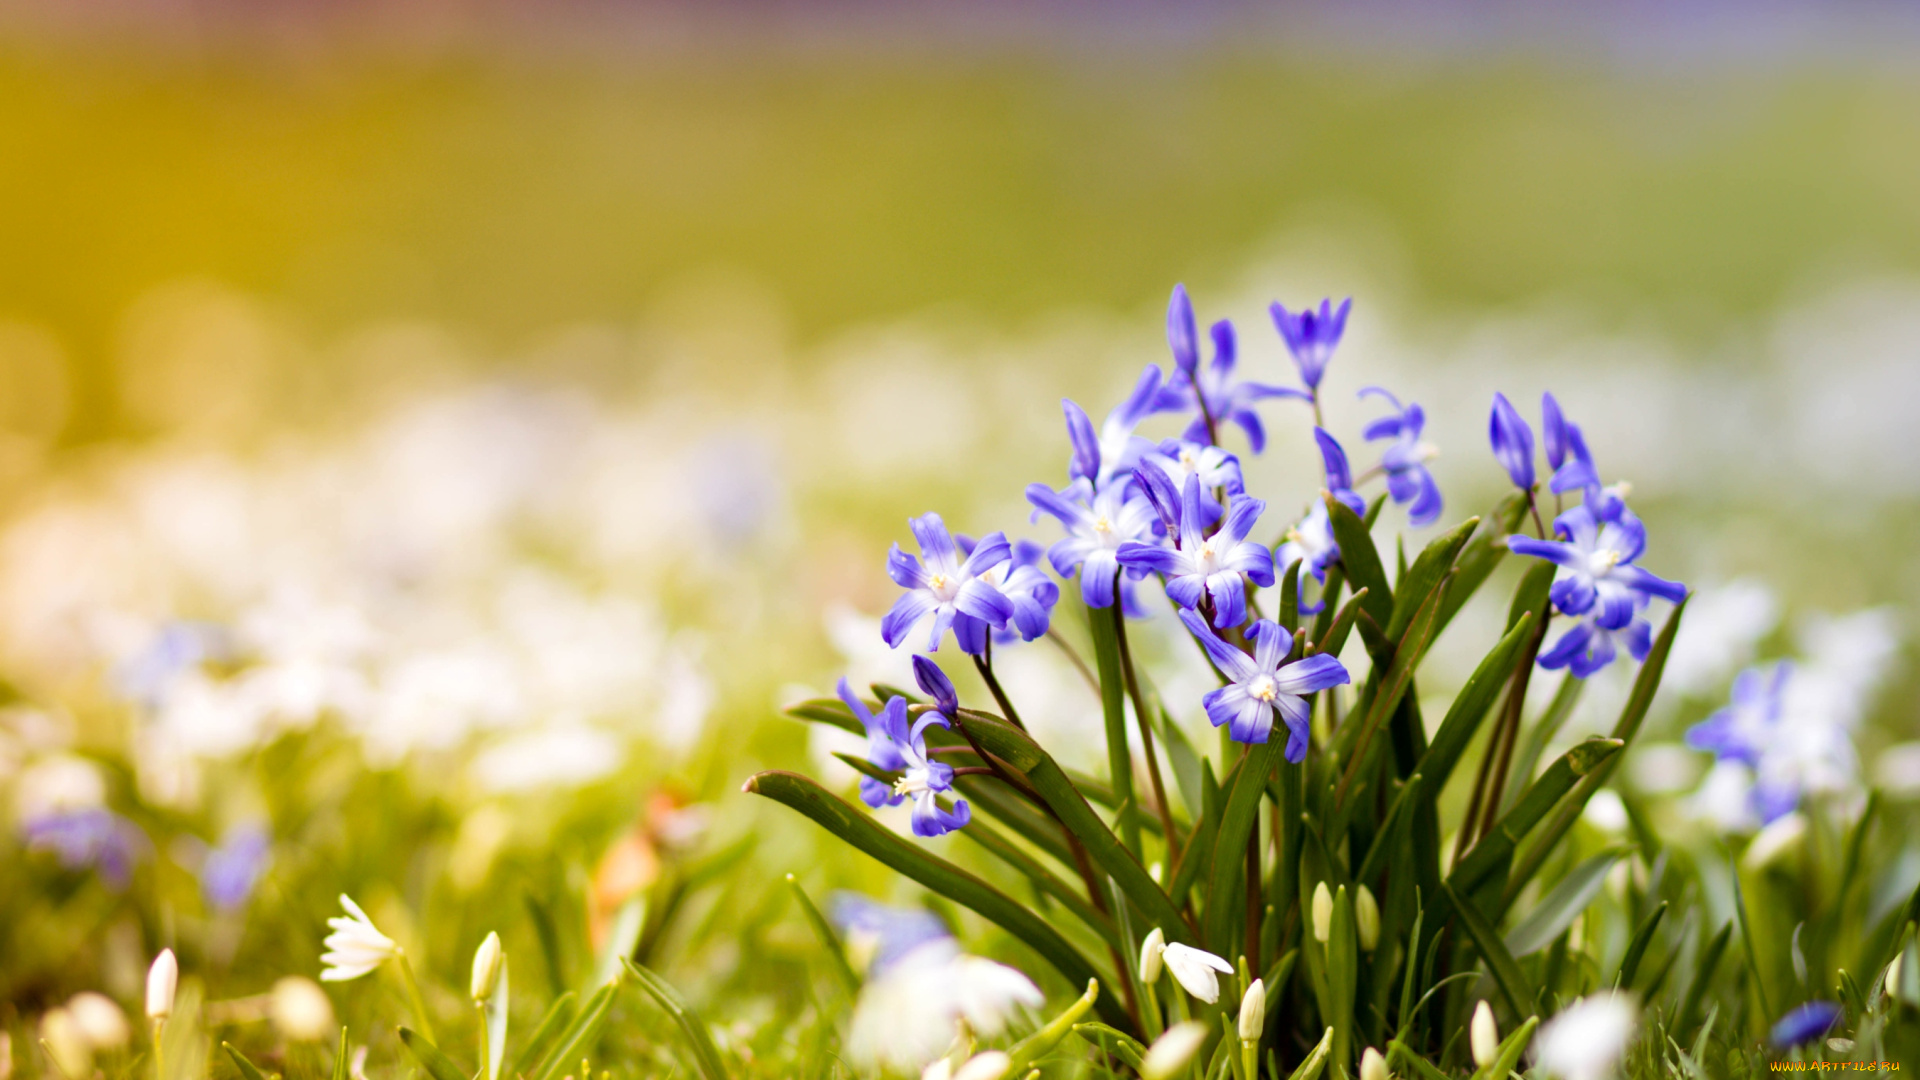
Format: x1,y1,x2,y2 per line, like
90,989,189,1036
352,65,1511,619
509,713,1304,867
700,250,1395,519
848,940,1041,1072
921,1051,1012,1080
320,894,400,982
1160,942,1234,1004
146,949,178,1020
1533,993,1636,1080
1471,1001,1500,1067
1140,1022,1210,1080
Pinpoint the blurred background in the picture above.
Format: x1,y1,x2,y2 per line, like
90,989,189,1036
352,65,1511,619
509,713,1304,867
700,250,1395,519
2,0,1918,1063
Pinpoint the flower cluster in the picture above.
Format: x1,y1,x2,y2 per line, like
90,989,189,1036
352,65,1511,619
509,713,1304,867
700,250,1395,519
1489,393,1687,677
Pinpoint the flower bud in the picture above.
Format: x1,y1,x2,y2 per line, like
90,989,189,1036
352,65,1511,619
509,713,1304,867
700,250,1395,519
271,976,336,1042
1,1030,13,1080
1140,1022,1209,1080
1470,1001,1499,1068
1161,942,1234,1004
146,949,178,1021
1360,1046,1390,1080
1238,979,1266,1042
470,931,504,1003
1311,881,1333,943
1742,811,1807,872
1888,952,1904,998
1138,927,1166,984
952,1051,1011,1080
1354,885,1380,951
66,993,129,1050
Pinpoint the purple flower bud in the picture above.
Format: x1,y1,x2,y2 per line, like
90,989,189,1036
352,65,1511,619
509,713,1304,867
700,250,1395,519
1489,392,1536,491
1168,285,1198,376
1770,1001,1842,1049
1062,399,1100,484
911,655,959,718
1270,297,1351,391
1541,392,1569,469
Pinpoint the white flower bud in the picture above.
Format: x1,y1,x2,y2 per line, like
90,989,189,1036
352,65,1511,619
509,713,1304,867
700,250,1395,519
1161,942,1234,1004
1140,1022,1210,1080
1360,1046,1390,1080
146,950,178,1021
1471,1000,1499,1068
1742,812,1807,872
66,993,129,1050
40,1009,90,1079
952,1051,1011,1080
470,932,504,1003
1889,952,1905,998
1138,927,1166,985
1354,885,1380,952
1311,881,1333,943
1238,979,1266,1042
270,977,337,1042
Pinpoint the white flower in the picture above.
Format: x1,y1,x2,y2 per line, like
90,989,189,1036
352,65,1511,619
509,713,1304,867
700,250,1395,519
146,950,178,1020
1470,1001,1499,1067
1533,993,1637,1080
1140,1021,1210,1080
1238,979,1265,1041
1360,1046,1390,1080
1312,881,1333,943
922,1051,1011,1080
1138,927,1166,984
270,977,336,1041
848,941,1041,1072
1583,790,1629,833
40,1008,89,1079
470,932,504,1003
320,894,400,981
1160,942,1234,1004
1873,742,1920,798
1354,885,1380,951
1742,812,1806,871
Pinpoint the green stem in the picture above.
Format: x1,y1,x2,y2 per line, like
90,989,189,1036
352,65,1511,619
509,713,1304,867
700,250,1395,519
974,644,1027,731
397,952,437,1044
1114,601,1182,866
152,1019,165,1080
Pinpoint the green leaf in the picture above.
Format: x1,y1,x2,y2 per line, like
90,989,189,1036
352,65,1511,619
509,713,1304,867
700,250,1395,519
1205,739,1283,952
509,992,576,1080
1288,1027,1336,1080
1499,597,1687,915
530,980,618,1080
1504,848,1628,957
1440,881,1533,1016
1327,885,1358,1070
1676,921,1733,1036
1730,856,1774,1024
1354,774,1423,887
1468,1015,1539,1080
524,893,570,998
1169,756,1222,907
1433,493,1529,637
1005,979,1101,1074
952,772,1076,867
1308,565,1348,649
949,713,1189,951
395,1030,466,1080
1279,557,1303,635
1388,1039,1452,1080
1311,586,1369,661
1325,492,1393,629
785,874,861,996
622,961,729,1080
1614,900,1668,990
1087,598,1143,857
960,817,1120,951
1332,573,1451,810
1399,612,1534,816
1387,517,1478,641
331,1028,349,1080
743,770,1131,1032
221,1043,275,1080
1507,560,1556,631
1153,690,1204,822
1451,737,1624,902
1497,672,1585,819
1075,1023,1146,1069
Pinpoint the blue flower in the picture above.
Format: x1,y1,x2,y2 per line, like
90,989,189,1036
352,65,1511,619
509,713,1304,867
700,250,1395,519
1542,392,1570,471
1160,315,1308,453
1167,283,1200,376
1540,398,1632,522
23,808,151,890
828,893,953,975
201,825,272,911
1026,477,1159,609
114,621,229,708
1770,1001,1842,1049
1536,607,1654,679
838,678,909,809
1117,474,1275,629
1063,365,1174,489
1488,392,1536,491
1276,502,1337,616
954,537,1058,652
1359,387,1443,526
1139,437,1245,526
882,513,1015,655
896,722,970,837
1507,505,1687,627
1685,662,1791,768
1177,609,1350,756
1269,297,1352,392
1312,427,1368,518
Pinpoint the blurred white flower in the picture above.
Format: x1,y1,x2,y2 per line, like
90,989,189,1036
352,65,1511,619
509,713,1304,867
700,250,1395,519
1877,743,1920,798
65,992,129,1050
923,1051,1011,1080
1533,993,1636,1080
1742,812,1807,871
470,727,623,794
1628,742,1700,795
270,976,336,1041
320,895,400,981
1161,942,1233,1004
847,940,1041,1072
1140,1021,1209,1080
1583,790,1629,833
1662,580,1777,697
146,950,177,1020
40,1008,89,1078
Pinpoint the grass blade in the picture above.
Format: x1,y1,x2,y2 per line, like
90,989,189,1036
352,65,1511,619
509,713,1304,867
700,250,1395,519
221,1044,275,1080
1676,921,1733,1036
395,1030,467,1080
1440,881,1533,1016
1503,847,1627,957
1386,517,1477,641
509,992,577,1080
1450,737,1624,901
1087,599,1142,856
623,960,729,1080
530,980,619,1080
1326,492,1393,629
1615,900,1668,990
1204,739,1283,952
961,817,1120,950
785,874,861,996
